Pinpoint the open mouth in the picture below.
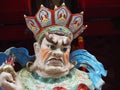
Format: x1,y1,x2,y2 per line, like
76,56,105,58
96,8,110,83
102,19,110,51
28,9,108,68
46,58,64,66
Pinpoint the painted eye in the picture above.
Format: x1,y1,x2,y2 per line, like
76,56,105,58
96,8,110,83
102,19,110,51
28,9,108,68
61,47,67,52
49,45,56,50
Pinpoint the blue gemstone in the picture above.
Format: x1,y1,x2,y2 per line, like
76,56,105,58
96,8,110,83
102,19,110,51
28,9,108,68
59,28,62,30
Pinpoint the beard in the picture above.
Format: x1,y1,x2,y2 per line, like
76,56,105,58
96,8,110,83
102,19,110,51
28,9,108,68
30,60,74,78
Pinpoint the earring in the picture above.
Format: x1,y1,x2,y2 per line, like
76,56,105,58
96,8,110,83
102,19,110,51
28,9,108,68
26,61,33,71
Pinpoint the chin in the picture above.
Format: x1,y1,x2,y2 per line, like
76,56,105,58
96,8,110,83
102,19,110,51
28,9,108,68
45,66,70,78
36,64,74,78
31,61,74,78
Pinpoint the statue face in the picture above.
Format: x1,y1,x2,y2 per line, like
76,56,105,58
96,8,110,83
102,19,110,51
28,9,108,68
40,34,71,66
33,33,74,78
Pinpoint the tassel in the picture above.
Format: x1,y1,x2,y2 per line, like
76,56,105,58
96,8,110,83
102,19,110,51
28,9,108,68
78,36,84,49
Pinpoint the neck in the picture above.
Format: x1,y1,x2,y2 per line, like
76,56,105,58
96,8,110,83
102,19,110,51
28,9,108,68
31,68,75,84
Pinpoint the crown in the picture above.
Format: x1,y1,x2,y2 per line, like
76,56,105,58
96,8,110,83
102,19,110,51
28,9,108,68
24,3,87,41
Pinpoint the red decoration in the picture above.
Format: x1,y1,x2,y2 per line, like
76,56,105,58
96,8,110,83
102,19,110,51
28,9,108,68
6,54,15,66
78,36,84,49
52,86,67,90
81,67,88,73
77,83,90,90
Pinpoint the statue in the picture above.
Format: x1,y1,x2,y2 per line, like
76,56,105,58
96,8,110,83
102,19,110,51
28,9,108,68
0,3,107,90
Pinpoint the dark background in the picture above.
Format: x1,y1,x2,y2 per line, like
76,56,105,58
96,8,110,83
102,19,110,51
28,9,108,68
0,0,120,89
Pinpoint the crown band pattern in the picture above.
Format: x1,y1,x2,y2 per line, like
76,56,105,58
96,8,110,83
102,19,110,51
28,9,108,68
24,3,87,41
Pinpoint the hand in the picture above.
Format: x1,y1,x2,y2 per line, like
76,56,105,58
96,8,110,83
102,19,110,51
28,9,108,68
0,72,23,90
0,64,23,90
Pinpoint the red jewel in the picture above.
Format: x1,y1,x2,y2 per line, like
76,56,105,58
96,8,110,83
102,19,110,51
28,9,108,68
77,83,90,90
52,86,67,90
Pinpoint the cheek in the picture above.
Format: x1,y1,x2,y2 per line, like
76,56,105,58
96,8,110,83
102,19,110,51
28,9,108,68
63,51,70,64
40,48,51,61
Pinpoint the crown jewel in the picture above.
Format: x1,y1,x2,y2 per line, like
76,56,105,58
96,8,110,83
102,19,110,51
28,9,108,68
24,3,87,41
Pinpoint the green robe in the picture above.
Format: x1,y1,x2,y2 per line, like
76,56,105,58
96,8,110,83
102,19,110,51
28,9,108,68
18,68,95,90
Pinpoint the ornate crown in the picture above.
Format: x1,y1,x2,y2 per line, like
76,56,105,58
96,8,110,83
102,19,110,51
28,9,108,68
24,3,87,41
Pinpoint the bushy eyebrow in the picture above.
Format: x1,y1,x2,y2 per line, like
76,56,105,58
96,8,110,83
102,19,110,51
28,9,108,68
62,38,71,46
45,33,71,46
46,35,58,45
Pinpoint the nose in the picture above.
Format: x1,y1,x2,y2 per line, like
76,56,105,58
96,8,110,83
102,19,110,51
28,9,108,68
53,49,63,58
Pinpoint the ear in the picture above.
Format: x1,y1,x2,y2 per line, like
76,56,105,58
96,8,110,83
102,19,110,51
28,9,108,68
33,42,40,54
